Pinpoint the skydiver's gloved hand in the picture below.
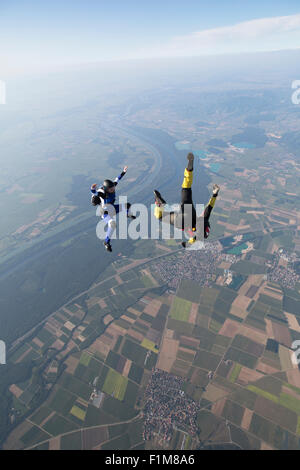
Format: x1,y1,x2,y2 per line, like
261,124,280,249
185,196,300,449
117,165,128,181
91,183,98,193
187,153,194,171
91,183,101,206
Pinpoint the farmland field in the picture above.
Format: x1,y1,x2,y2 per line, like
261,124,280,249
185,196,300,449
169,297,192,322
102,369,128,401
4,75,300,450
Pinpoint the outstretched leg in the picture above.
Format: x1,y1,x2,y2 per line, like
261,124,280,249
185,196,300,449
180,153,197,246
180,153,196,230
102,213,116,252
181,152,194,194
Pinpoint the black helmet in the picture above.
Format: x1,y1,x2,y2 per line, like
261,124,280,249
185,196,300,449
91,195,101,206
103,179,115,190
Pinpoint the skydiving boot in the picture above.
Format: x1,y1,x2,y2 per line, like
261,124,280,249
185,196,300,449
212,184,220,196
104,241,112,252
187,152,194,171
153,190,166,220
153,190,166,206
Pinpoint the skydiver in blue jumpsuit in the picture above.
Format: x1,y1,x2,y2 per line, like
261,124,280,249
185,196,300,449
91,166,136,252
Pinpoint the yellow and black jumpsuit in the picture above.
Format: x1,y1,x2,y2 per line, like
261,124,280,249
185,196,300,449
154,163,217,244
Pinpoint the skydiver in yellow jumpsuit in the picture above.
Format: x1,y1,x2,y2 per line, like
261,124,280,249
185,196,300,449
154,153,220,247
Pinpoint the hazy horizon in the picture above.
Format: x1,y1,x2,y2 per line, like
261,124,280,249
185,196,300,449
1,1,300,77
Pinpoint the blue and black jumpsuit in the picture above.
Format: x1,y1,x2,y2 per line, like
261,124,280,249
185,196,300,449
91,170,130,244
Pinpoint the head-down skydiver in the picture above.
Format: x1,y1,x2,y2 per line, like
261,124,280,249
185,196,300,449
153,153,220,248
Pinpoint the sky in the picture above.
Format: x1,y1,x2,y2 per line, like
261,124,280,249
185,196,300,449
1,0,300,75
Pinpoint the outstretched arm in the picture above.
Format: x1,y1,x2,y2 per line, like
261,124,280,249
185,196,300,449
204,184,220,220
114,166,128,186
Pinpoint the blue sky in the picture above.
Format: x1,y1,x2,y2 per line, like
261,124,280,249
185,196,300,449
1,0,300,75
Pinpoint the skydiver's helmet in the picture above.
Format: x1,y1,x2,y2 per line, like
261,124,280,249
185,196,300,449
103,179,115,191
91,194,101,206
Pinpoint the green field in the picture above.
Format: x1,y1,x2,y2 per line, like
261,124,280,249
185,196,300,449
141,338,159,353
247,385,279,403
229,363,242,383
141,275,155,288
169,297,192,322
283,382,300,396
79,352,92,366
279,393,300,414
70,405,87,421
102,368,128,401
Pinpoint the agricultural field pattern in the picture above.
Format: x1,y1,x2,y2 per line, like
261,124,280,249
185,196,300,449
2,76,300,450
